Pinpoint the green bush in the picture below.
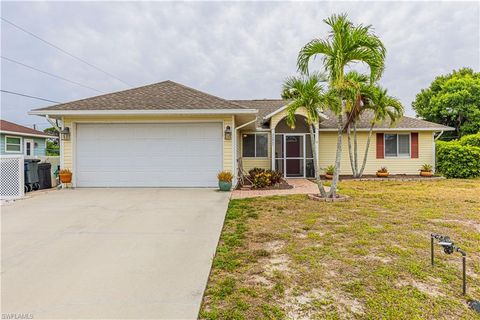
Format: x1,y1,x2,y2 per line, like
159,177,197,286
252,172,272,189
436,141,480,178
459,132,480,147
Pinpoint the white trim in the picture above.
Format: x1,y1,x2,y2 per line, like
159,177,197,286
318,127,455,132
0,130,54,139
384,133,411,158
29,109,258,116
271,128,275,170
4,135,22,153
24,138,34,156
263,104,328,121
432,132,436,174
232,116,237,184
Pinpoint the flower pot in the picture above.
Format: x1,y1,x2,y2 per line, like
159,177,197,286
59,173,72,183
376,172,389,178
420,171,433,177
218,181,232,191
325,173,333,180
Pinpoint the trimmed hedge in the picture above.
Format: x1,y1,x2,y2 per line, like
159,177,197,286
459,132,480,147
436,140,480,178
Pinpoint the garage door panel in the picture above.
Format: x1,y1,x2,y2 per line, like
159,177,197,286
76,123,223,187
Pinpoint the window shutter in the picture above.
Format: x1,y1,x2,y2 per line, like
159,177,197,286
376,133,384,159
411,132,419,158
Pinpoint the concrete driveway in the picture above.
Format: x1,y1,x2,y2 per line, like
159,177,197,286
1,188,230,319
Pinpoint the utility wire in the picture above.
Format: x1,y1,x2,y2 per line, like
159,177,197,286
1,17,133,87
0,90,62,103
2,56,104,93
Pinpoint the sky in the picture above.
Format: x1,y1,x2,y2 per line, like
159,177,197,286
1,1,479,130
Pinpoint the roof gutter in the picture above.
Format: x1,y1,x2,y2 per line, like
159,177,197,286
29,109,258,116
0,130,56,139
318,127,456,132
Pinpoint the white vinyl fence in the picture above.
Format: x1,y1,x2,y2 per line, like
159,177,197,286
0,155,25,200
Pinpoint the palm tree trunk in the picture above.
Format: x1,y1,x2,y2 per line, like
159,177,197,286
328,114,343,198
309,124,327,198
347,123,356,177
353,122,359,177
359,123,375,177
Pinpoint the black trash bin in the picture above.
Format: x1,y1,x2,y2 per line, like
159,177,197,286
37,163,52,190
24,159,41,191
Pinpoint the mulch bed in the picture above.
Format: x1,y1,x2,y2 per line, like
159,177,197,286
238,179,293,190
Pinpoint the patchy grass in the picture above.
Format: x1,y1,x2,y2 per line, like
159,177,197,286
200,179,480,319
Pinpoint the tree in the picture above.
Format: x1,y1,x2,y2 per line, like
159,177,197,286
44,127,59,156
297,13,386,197
281,72,333,198
412,68,480,139
341,75,404,177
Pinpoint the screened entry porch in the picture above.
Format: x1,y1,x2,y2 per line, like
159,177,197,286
273,115,316,178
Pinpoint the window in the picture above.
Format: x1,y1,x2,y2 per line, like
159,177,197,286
384,134,410,157
242,133,268,157
5,136,22,153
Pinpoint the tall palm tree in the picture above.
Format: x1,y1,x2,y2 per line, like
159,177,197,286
281,73,334,198
357,87,404,177
297,13,386,197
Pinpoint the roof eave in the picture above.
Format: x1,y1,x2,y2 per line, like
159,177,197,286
29,109,259,116
0,130,56,139
318,127,456,132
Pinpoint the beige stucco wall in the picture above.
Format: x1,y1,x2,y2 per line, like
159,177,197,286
61,115,234,180
318,131,435,175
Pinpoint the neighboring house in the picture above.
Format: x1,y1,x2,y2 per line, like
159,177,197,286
29,81,454,187
0,120,55,157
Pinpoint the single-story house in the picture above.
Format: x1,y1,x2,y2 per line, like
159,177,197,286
29,81,454,187
0,119,55,157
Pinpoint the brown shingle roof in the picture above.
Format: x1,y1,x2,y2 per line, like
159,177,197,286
231,99,287,127
32,80,249,112
232,99,454,131
0,120,55,137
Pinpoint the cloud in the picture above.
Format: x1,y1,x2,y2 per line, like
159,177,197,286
1,1,478,128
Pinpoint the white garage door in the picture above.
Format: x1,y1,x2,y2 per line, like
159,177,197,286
76,123,223,187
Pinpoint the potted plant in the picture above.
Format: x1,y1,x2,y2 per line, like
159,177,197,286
324,165,335,180
419,164,433,177
376,167,389,178
217,171,233,191
59,169,72,183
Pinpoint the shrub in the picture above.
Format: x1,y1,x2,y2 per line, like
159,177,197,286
436,141,480,178
59,169,72,174
252,172,271,189
248,167,265,180
459,132,480,147
377,167,388,173
217,171,233,182
266,169,282,184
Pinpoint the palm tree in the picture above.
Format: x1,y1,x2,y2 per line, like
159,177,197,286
281,73,333,198
357,86,404,177
297,13,386,197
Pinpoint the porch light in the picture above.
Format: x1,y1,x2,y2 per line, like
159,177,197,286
60,127,71,141
224,126,232,140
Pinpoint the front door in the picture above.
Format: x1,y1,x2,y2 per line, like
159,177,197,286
24,139,33,157
285,135,304,177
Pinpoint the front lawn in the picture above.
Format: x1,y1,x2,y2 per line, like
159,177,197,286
200,179,480,319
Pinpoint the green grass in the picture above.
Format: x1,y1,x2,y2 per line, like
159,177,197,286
200,179,480,319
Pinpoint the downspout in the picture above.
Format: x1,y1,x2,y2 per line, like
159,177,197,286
432,130,444,174
46,115,61,131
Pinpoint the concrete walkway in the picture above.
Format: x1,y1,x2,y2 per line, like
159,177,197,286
231,178,326,199
1,188,230,319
